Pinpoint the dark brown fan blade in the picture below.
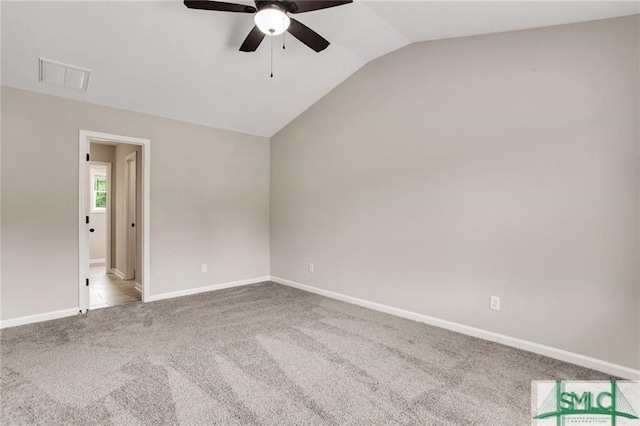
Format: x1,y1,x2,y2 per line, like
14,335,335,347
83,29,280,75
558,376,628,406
286,1,352,14
184,1,256,13
287,18,329,52
240,26,266,52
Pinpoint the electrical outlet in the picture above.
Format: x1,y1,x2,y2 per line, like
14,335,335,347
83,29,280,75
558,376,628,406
201,263,208,273
490,296,500,311
308,263,314,273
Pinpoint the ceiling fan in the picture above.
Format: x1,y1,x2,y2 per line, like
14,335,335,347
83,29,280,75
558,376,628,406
184,1,353,53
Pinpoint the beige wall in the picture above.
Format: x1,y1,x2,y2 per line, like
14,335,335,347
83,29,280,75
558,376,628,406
89,211,107,261
1,86,270,320
91,143,116,164
271,16,640,369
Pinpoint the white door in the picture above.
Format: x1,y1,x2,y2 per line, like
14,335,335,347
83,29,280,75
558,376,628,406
80,152,91,312
124,151,137,280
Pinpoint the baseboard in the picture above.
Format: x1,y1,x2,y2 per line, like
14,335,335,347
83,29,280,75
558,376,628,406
89,258,106,266
0,276,269,328
134,282,142,293
147,276,270,302
0,307,79,329
111,268,125,279
270,276,640,380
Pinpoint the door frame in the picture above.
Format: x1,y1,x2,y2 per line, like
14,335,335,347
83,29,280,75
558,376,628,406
79,130,151,313
123,151,137,280
89,161,112,271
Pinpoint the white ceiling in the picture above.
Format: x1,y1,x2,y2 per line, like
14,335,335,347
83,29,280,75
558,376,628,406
2,1,638,137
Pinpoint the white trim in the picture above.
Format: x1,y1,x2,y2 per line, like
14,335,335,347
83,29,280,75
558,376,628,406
269,276,640,380
111,268,125,280
0,308,79,329
79,130,151,312
89,258,106,266
89,165,107,213
134,282,142,293
147,276,270,302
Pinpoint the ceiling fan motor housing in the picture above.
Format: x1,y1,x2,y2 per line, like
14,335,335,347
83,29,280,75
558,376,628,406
254,1,290,36
256,1,294,14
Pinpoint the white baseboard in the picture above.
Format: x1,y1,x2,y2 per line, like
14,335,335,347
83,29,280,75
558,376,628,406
0,307,79,329
147,276,270,302
134,282,142,293
269,276,640,380
89,258,106,266
0,276,268,329
111,268,125,279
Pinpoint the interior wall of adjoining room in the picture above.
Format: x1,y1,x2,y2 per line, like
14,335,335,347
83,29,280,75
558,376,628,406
111,143,142,280
270,16,640,370
1,86,271,320
88,142,143,278
88,163,108,263
89,143,116,267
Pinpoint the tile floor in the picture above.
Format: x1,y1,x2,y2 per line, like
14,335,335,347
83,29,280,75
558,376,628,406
89,265,141,310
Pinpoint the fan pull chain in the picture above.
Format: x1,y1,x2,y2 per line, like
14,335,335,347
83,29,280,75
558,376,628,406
270,37,274,78
283,32,286,50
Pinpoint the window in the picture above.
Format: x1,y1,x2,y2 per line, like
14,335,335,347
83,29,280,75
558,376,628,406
91,169,108,212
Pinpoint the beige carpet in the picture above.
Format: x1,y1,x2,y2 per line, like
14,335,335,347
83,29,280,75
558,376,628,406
1,282,609,425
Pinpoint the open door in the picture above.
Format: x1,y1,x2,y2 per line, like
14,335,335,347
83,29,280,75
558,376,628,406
79,148,91,313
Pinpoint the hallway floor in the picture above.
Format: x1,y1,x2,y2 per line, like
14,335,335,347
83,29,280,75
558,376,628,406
89,265,141,309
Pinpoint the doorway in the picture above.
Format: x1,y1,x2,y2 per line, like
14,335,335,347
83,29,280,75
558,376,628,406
79,130,150,313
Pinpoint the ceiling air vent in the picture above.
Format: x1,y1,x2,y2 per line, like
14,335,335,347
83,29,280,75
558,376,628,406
39,58,90,91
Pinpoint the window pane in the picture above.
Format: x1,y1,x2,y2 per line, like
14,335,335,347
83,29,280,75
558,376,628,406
95,177,107,191
95,191,107,208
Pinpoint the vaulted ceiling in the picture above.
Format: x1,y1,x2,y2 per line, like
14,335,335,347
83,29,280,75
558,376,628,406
2,1,638,137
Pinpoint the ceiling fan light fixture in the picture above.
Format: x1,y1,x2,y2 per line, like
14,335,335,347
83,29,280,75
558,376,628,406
254,7,290,36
